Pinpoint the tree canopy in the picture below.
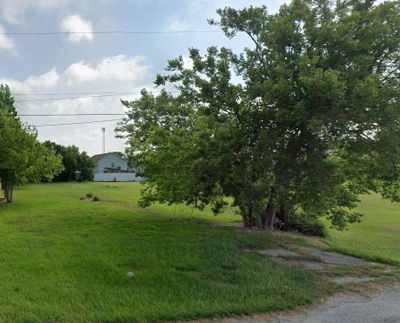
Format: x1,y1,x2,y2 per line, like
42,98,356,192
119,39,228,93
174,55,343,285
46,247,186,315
117,0,400,230
0,85,63,203
43,142,95,182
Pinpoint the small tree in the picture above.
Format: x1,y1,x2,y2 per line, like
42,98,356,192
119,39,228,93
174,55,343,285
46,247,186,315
43,142,95,182
118,0,400,230
0,85,63,203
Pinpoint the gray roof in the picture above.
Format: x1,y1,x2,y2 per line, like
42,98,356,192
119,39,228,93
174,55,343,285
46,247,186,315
91,152,125,162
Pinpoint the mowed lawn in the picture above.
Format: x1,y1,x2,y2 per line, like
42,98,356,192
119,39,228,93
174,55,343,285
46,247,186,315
326,193,400,265
0,182,318,322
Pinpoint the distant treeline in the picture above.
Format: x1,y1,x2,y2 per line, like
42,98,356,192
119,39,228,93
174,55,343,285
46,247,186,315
43,141,95,182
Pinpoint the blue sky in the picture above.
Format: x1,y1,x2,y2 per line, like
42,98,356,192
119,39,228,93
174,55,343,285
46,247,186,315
0,0,287,155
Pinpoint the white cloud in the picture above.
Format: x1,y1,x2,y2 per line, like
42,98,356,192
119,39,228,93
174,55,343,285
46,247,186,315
0,54,149,92
0,54,151,155
64,55,148,84
34,97,135,155
60,14,94,43
27,93,145,156
0,25,15,53
25,68,60,89
182,56,193,69
165,18,191,32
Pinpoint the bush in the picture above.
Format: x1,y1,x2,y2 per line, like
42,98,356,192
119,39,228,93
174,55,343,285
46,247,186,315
286,212,328,237
92,196,100,202
86,192,93,198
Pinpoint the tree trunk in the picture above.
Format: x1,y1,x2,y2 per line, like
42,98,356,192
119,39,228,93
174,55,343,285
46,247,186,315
269,209,276,230
276,205,288,229
265,204,276,230
243,214,251,228
254,214,262,229
5,183,13,204
260,209,267,230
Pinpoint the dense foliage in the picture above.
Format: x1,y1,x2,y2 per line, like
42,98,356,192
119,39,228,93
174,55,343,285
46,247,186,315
43,142,95,182
0,85,63,202
118,0,400,230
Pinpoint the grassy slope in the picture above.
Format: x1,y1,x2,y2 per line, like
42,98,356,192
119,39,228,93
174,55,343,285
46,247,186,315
0,183,319,322
326,193,400,265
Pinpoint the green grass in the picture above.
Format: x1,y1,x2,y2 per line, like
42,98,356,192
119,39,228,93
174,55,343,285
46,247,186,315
0,182,320,322
326,193,400,265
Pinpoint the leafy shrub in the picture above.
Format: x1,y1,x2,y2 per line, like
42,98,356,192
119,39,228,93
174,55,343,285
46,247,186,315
286,212,327,237
92,196,100,202
86,192,93,198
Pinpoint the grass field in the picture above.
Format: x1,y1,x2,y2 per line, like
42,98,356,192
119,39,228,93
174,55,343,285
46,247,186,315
0,182,319,322
0,182,398,321
326,193,400,265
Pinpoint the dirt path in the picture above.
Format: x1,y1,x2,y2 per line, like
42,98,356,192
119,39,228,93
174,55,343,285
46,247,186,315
194,246,400,323
219,285,400,322
254,246,399,322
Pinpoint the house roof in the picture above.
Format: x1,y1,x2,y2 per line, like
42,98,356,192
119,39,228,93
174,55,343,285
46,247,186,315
91,152,125,162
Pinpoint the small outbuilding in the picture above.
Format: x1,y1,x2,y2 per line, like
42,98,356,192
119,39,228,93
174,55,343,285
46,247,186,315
91,152,142,182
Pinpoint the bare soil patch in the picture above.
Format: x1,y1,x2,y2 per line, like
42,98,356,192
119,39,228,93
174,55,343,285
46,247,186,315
384,226,400,233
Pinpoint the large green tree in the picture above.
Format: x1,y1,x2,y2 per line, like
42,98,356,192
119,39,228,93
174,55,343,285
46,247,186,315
0,85,63,203
118,0,400,230
43,142,95,182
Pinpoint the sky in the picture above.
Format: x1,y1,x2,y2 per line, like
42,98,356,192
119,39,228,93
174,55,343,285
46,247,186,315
0,0,287,156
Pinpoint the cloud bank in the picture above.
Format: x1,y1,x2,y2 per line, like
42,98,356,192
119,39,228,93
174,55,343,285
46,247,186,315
60,15,94,43
0,54,151,155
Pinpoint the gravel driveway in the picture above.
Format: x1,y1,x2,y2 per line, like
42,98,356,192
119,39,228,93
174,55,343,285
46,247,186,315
218,285,400,323
275,285,400,323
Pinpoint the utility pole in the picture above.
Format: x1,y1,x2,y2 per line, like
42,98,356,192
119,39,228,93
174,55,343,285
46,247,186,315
102,127,105,153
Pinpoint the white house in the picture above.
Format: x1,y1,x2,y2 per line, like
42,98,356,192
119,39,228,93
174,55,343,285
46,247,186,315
92,152,142,182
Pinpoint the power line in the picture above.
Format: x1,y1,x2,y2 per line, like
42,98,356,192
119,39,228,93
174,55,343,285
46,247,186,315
14,90,179,96
15,93,133,103
14,90,181,103
14,91,138,96
1,30,220,36
19,113,126,116
34,118,122,127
